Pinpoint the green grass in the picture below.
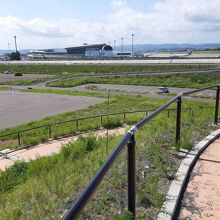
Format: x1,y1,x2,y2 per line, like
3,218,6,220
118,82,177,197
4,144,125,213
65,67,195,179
0,87,10,91
0,103,216,219
22,88,106,98
0,79,46,86
47,72,220,89
0,64,214,75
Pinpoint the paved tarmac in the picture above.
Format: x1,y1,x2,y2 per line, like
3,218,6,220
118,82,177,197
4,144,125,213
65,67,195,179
0,90,105,129
179,138,220,219
1,59,220,65
7,83,216,103
73,84,216,97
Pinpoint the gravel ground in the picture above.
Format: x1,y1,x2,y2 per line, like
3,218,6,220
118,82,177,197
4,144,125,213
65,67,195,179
179,138,220,219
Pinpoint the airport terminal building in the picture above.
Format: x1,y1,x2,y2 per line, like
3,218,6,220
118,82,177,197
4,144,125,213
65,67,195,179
65,44,113,57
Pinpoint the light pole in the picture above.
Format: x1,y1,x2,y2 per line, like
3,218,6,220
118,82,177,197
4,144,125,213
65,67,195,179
114,40,116,51
121,37,123,53
8,43,11,54
131,34,134,57
14,36,18,53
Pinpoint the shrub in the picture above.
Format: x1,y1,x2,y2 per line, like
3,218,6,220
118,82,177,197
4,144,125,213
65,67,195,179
0,161,28,192
82,136,99,152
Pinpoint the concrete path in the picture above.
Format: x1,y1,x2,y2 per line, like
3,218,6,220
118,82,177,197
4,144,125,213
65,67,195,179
179,138,220,219
0,127,126,171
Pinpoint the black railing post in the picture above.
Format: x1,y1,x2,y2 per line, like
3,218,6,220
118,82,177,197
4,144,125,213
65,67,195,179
100,116,103,127
127,134,136,218
17,132,21,146
176,96,182,146
48,125,52,138
124,113,126,123
76,120,79,132
214,85,220,124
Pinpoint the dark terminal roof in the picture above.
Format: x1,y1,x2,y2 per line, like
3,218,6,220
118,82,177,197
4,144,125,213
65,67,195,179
102,45,113,51
65,44,106,50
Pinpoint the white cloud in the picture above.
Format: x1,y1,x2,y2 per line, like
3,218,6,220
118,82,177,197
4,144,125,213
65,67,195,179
1,0,220,49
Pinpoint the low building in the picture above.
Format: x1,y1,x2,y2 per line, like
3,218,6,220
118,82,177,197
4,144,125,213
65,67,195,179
27,49,67,59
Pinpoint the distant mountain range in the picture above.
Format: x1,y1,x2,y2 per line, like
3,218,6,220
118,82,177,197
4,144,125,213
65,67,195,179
117,43,220,52
1,43,220,54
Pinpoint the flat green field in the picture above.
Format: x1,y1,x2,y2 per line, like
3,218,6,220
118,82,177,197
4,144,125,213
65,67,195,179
47,72,220,89
0,64,213,75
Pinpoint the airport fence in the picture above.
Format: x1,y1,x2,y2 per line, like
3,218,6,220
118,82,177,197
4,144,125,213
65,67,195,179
0,106,213,152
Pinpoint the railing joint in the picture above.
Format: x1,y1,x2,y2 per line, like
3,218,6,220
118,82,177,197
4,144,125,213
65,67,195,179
127,125,138,136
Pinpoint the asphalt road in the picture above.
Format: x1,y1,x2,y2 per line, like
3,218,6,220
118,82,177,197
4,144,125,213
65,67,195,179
0,90,105,129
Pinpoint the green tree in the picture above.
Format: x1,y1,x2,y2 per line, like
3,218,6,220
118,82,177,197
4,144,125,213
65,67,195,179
10,52,21,61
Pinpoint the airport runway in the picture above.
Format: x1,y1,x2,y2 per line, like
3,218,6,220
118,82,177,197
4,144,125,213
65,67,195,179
1,58,220,65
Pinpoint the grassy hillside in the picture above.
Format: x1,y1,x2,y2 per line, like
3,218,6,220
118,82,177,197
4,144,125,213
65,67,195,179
0,102,215,219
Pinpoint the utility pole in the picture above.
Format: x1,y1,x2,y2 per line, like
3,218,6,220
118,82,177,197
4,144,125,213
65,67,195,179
14,36,18,53
131,34,134,57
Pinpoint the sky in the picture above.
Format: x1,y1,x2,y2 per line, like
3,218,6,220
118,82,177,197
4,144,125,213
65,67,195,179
0,0,220,49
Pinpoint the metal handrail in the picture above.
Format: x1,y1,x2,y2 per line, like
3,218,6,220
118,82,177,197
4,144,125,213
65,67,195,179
0,107,213,140
63,133,131,219
63,85,220,220
182,85,217,96
0,106,211,149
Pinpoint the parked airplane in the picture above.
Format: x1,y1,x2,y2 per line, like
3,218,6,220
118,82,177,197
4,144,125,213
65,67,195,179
169,50,192,58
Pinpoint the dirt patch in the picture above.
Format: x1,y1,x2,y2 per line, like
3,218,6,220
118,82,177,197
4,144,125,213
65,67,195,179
0,139,18,146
